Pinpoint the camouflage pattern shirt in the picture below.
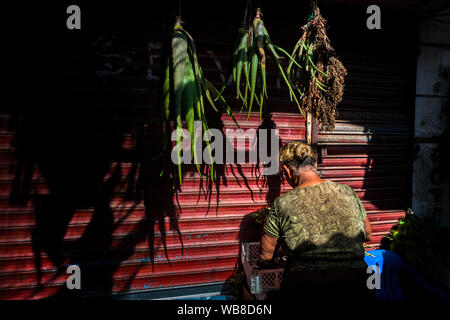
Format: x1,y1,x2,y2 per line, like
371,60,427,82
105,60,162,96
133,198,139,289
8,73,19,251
264,180,367,271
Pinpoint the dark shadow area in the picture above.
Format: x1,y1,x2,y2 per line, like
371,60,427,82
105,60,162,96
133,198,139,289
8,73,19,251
232,231,377,300
195,112,228,216
252,112,283,204
273,232,374,300
379,213,450,299
379,249,450,300
8,86,144,297
135,125,182,272
5,2,184,299
227,112,283,297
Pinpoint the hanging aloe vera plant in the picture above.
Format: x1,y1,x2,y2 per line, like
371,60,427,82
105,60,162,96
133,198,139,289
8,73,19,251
287,2,347,131
161,19,238,186
232,8,304,120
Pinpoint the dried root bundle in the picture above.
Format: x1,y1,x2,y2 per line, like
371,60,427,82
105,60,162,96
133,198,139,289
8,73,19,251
288,4,347,131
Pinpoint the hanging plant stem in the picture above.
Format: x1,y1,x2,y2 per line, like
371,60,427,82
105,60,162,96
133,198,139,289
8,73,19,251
232,8,305,120
287,2,347,131
160,19,239,187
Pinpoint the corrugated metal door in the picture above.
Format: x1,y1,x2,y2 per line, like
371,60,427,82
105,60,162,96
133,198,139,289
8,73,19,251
317,53,413,248
2,3,415,299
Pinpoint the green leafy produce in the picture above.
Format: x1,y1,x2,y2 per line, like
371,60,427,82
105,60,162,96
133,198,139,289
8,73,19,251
160,20,239,186
232,8,305,120
250,205,272,225
382,209,450,283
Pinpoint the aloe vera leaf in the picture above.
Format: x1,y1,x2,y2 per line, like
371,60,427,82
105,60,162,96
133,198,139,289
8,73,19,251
202,78,219,112
259,85,264,119
232,33,241,83
172,30,188,130
236,32,248,99
204,78,240,128
241,49,251,109
180,29,207,116
159,55,171,177
239,92,247,113
248,26,254,47
267,42,305,116
261,25,271,42
183,56,203,178
184,29,239,129
186,46,207,122
247,45,259,120
175,124,183,185
255,21,267,100
180,30,219,113
253,90,261,107
261,60,267,100
181,30,213,181
162,56,171,148
199,102,214,181
193,79,203,142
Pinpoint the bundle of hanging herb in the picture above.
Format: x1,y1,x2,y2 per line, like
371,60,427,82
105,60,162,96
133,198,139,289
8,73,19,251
161,19,238,186
232,8,304,120
287,3,347,131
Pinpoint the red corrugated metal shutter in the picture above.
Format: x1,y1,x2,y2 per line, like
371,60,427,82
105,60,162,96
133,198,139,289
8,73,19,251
317,53,412,248
2,4,415,299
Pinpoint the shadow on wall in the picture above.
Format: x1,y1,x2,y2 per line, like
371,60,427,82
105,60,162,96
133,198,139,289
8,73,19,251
7,34,181,298
253,112,283,205
225,113,283,291
5,22,284,300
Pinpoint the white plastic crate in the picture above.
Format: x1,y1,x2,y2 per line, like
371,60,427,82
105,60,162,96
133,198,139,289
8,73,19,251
241,241,284,295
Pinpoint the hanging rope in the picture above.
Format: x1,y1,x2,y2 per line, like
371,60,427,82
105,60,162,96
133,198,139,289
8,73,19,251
242,0,252,29
303,0,319,32
176,0,182,25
